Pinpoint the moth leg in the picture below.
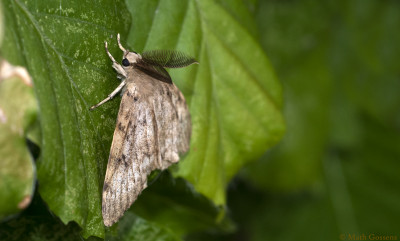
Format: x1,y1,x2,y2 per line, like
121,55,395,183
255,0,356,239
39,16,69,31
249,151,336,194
105,41,127,78
89,80,126,110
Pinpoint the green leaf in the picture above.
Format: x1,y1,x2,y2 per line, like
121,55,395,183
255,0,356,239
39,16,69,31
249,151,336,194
0,187,189,241
127,0,285,205
0,2,3,46
131,172,235,236
2,0,130,238
106,213,182,241
0,72,37,220
0,191,84,241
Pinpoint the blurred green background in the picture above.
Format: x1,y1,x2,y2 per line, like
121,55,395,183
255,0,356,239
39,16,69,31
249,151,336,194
227,0,400,240
1,0,400,240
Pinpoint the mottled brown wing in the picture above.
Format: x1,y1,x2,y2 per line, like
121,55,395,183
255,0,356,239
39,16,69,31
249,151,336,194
102,71,191,226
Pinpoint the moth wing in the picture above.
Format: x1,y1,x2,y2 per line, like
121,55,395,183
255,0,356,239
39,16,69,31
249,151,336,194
102,73,191,226
149,73,191,169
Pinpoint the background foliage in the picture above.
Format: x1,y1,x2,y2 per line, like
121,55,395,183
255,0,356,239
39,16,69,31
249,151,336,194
1,0,400,241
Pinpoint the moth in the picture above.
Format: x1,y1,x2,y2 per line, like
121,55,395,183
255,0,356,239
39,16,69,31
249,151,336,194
90,34,197,226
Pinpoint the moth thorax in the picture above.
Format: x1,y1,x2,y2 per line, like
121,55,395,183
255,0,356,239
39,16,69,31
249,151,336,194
124,52,140,64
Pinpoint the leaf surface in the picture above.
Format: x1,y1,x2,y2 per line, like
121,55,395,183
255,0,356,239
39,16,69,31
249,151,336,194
0,70,37,220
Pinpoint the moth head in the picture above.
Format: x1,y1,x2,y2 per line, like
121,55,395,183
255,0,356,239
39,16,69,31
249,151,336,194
115,33,140,69
121,51,140,68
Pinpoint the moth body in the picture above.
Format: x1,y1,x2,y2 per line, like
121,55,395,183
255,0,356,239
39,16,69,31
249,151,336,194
90,34,197,227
